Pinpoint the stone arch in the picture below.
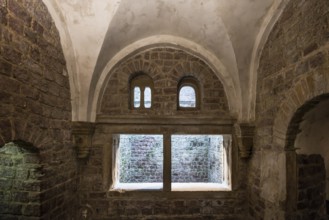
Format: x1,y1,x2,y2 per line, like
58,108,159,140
248,0,291,121
272,74,329,149
0,119,51,149
271,73,329,218
89,35,241,122
283,94,329,219
98,47,230,117
41,0,79,121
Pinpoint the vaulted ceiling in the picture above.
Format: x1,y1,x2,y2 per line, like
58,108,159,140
42,0,289,122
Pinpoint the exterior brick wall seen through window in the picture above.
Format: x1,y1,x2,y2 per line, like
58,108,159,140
116,134,224,184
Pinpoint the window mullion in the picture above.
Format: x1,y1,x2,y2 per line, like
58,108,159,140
163,132,171,192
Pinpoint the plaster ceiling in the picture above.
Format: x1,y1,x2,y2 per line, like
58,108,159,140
42,0,289,122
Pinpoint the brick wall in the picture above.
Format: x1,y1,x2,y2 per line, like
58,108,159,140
78,124,248,219
100,47,229,117
79,47,247,219
252,0,329,219
296,154,326,219
119,135,163,183
0,141,42,219
171,135,223,183
0,1,77,219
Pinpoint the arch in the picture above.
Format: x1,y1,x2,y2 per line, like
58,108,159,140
272,74,329,149
284,94,329,218
41,0,79,121
271,72,329,218
89,35,241,122
248,0,291,121
0,118,52,148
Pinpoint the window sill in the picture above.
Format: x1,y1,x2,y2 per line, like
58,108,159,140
110,183,231,192
111,183,163,191
172,183,231,191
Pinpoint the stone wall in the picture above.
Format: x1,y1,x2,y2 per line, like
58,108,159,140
208,136,223,183
0,1,77,219
252,0,329,219
100,47,229,117
117,134,223,184
79,44,247,218
296,154,327,219
77,123,248,219
0,142,41,219
171,135,223,183
119,135,163,183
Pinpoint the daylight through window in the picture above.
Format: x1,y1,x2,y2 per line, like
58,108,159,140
179,86,196,107
112,134,231,191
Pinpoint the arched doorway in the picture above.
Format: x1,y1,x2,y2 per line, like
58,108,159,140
285,94,329,219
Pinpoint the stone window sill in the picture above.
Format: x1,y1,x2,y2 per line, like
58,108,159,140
110,182,231,192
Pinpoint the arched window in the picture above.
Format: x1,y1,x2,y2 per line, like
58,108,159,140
178,77,200,109
130,74,153,109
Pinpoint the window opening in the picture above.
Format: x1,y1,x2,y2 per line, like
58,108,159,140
111,133,231,192
179,86,196,107
171,134,231,191
130,74,153,109
177,77,200,109
134,87,141,108
112,134,163,190
144,87,152,108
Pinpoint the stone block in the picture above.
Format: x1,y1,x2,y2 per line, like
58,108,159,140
1,46,22,64
8,15,24,35
0,202,22,215
309,52,325,69
8,1,31,26
0,59,12,76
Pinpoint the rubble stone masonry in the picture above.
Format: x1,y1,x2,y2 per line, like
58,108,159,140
0,1,77,219
252,0,329,219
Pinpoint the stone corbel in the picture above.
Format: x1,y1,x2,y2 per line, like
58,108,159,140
234,123,255,158
72,122,95,159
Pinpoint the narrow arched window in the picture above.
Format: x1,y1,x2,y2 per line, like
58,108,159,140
134,87,141,108
144,87,152,108
130,74,153,109
178,77,200,109
179,86,196,107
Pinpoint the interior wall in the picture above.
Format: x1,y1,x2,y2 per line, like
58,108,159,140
295,99,329,200
78,48,248,220
99,47,230,118
296,154,327,219
253,0,329,219
0,1,77,219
